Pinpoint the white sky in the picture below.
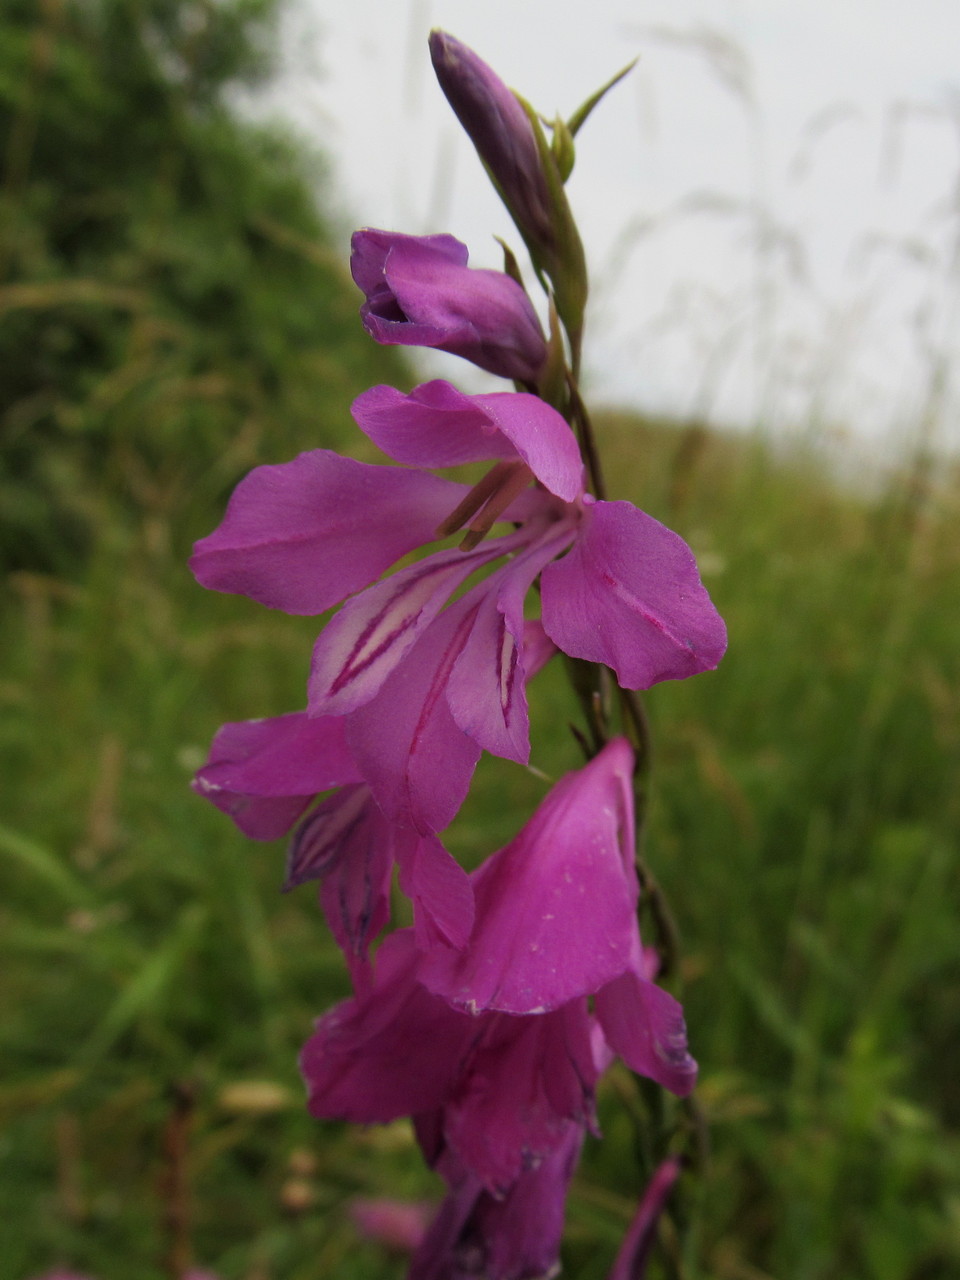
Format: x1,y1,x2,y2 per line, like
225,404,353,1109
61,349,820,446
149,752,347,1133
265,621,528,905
255,0,960,456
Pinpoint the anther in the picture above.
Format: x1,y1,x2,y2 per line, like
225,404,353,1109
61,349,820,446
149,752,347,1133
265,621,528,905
435,460,534,549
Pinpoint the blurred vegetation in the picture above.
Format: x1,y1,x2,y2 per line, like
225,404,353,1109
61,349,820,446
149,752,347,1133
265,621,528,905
2,2,960,1280
0,0,405,576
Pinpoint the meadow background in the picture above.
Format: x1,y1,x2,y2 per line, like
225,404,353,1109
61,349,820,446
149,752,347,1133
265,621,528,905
2,2,959,1278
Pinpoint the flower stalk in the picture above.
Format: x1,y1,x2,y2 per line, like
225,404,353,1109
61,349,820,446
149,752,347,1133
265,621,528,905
191,29,726,1279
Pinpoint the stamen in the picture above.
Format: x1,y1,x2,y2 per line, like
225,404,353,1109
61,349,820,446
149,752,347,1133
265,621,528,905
460,462,535,550
435,459,534,549
435,461,520,538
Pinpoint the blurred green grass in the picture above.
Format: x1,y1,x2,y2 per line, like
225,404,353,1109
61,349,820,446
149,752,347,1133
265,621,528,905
3,1,960,1278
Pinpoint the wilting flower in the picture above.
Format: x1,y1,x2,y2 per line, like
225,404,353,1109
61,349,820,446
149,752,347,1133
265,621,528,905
351,229,547,384
192,711,474,985
192,380,725,836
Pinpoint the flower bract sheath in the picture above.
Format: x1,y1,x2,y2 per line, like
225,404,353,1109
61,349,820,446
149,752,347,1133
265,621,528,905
351,230,547,384
191,384,725,837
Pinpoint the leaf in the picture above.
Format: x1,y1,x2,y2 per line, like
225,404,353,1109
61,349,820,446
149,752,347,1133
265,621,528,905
78,903,207,1064
567,59,638,137
0,822,93,906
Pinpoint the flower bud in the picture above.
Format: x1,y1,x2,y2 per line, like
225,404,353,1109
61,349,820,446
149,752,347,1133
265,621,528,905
351,229,547,384
429,30,555,256
429,31,587,342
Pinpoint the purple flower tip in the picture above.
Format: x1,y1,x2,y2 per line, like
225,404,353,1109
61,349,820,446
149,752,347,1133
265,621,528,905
428,31,554,252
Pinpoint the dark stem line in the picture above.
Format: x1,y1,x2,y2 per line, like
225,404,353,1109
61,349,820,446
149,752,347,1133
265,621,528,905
160,1081,196,1280
566,373,608,502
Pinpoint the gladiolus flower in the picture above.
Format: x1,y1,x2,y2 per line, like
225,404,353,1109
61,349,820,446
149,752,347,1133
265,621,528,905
191,381,724,836
302,744,696,1169
419,739,697,1097
301,931,605,1194
351,230,547,384
302,745,696,1271
192,712,474,985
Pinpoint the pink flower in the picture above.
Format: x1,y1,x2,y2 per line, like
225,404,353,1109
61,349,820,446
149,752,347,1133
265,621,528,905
351,230,547,384
301,743,696,1183
419,740,697,1097
300,741,695,1273
193,712,474,987
192,381,724,836
300,931,603,1194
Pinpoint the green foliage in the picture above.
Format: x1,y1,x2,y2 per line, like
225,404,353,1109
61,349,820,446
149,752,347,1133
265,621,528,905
0,0,405,574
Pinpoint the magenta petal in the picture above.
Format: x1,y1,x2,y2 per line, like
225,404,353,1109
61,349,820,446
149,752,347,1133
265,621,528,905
308,539,511,716
301,932,478,1123
302,788,394,989
351,381,582,500
420,740,639,1013
351,228,467,295
352,230,547,383
191,451,468,615
541,499,728,688
594,968,698,1097
446,526,572,762
345,596,485,834
395,829,475,952
445,1003,598,1192
351,381,518,468
288,792,472,986
445,580,529,765
193,713,361,840
520,619,557,680
469,391,582,500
